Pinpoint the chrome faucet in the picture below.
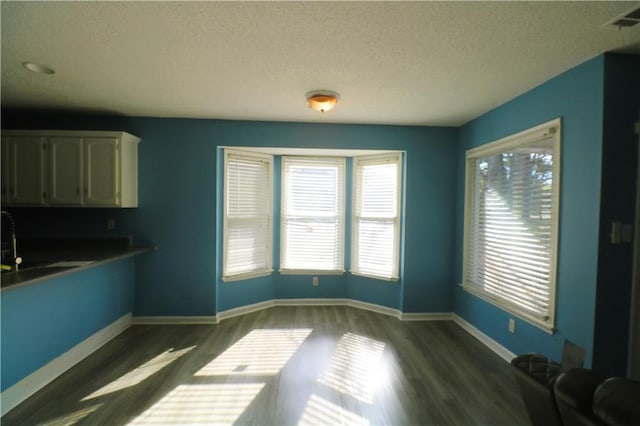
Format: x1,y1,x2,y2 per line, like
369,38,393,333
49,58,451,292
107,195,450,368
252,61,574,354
1,210,21,271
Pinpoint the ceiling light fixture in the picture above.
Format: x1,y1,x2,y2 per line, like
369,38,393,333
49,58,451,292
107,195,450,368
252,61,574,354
306,90,340,113
22,62,55,75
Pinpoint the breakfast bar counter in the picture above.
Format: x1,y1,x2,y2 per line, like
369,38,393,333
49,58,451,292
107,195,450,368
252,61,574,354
1,238,155,291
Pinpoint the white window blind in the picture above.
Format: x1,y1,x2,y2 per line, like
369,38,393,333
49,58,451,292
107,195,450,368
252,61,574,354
223,150,273,281
352,153,402,281
463,119,561,332
280,157,345,273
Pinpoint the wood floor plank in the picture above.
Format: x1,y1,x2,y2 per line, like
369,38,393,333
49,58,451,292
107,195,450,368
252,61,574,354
2,306,529,425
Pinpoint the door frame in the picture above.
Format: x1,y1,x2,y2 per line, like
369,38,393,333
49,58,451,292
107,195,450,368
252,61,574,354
628,113,640,380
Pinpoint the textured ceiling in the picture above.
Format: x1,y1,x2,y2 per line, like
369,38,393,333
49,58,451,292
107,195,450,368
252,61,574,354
2,1,640,126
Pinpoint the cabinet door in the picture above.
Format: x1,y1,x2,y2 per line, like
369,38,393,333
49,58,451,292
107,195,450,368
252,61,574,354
8,136,48,205
85,137,119,205
1,137,9,205
49,137,83,205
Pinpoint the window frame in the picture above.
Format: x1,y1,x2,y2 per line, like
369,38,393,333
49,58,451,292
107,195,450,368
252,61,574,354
279,156,346,274
462,118,561,333
222,149,274,282
351,152,403,282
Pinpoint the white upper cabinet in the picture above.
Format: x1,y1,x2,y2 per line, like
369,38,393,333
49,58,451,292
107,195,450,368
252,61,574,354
6,135,48,205
1,137,11,205
85,137,119,206
49,136,83,205
1,130,140,208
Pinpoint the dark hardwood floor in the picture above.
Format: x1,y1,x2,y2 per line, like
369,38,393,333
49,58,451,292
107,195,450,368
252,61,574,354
2,306,529,425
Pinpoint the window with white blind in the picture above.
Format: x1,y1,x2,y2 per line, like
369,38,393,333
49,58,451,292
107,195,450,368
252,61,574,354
223,150,273,281
280,157,346,273
462,118,561,332
352,153,402,281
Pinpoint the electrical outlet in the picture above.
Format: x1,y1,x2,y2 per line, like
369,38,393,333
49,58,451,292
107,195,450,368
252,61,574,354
107,219,116,230
312,276,319,286
508,318,515,334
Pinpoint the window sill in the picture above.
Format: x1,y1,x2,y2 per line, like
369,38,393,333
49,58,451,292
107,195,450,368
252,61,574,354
222,270,273,283
350,271,399,282
279,269,345,276
460,282,555,334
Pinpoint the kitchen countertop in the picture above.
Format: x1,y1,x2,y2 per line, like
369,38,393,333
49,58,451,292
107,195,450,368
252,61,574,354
1,238,155,292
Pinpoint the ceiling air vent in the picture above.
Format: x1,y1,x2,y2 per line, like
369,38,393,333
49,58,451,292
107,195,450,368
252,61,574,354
604,4,640,29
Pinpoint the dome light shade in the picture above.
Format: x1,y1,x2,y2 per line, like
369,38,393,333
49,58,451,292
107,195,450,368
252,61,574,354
306,90,339,112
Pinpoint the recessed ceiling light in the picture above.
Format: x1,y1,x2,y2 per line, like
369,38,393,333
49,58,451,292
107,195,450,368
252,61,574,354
22,62,55,75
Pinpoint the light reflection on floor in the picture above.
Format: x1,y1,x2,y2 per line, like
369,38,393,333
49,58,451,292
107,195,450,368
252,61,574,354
298,394,370,426
126,383,266,425
61,327,388,425
318,333,386,404
39,403,103,426
195,328,312,376
82,346,196,401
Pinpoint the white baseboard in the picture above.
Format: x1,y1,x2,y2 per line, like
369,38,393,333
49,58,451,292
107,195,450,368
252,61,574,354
1,313,133,417
275,298,349,307
133,316,218,325
400,312,453,321
214,298,402,322
347,299,401,318
452,313,516,363
215,300,275,322
133,303,516,365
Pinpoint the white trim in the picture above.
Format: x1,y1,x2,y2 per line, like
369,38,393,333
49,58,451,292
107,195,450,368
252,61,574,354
466,118,561,158
0,313,132,417
219,146,400,158
132,304,517,366
462,118,561,333
133,316,218,325
279,270,345,276
350,270,399,282
628,117,640,380
216,300,276,322
215,298,403,322
452,314,516,363
352,152,403,281
215,298,406,321
275,298,349,306
347,299,401,318
280,156,346,272
222,149,274,281
222,270,272,283
400,312,453,321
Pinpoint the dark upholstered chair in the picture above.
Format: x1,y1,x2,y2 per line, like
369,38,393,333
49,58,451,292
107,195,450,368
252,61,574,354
511,353,563,426
554,369,640,426
511,354,640,426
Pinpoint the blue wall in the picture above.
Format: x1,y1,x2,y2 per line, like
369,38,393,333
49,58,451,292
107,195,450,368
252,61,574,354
455,56,606,367
5,53,635,374
2,115,458,317
0,258,135,391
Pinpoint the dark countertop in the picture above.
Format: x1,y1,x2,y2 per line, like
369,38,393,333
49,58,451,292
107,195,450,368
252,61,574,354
1,238,155,292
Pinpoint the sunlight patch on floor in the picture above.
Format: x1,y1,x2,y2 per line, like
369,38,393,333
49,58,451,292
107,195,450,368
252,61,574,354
318,333,386,404
126,383,265,425
298,394,369,426
82,346,196,401
39,403,103,426
195,328,312,376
